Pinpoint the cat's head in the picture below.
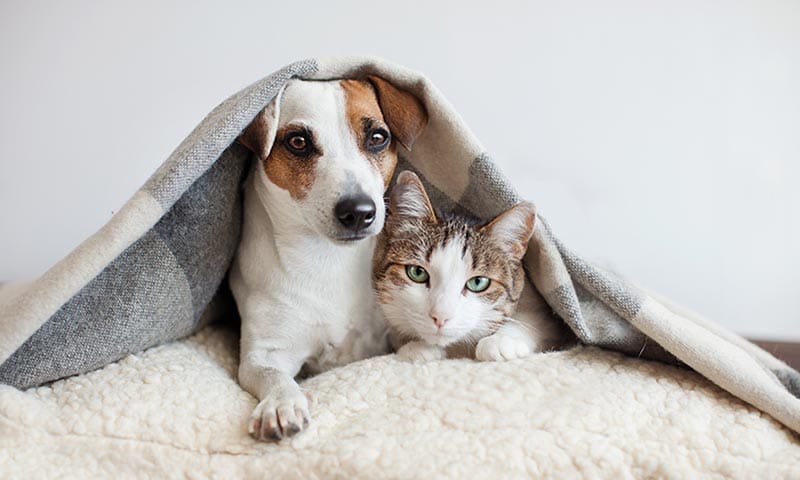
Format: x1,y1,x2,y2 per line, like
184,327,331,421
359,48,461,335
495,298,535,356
374,171,537,347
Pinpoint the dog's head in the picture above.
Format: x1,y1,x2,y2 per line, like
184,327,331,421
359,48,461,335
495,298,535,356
239,76,428,243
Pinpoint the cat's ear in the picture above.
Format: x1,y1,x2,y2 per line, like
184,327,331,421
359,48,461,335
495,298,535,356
480,202,537,259
389,171,437,224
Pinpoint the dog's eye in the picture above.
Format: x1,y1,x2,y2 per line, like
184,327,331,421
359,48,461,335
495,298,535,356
366,128,390,152
285,132,312,156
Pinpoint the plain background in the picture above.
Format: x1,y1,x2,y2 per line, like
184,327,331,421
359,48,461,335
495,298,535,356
0,1,797,339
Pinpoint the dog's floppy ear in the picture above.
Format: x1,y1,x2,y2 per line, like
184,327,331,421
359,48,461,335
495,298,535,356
367,75,428,151
238,89,283,160
479,202,537,260
388,170,437,226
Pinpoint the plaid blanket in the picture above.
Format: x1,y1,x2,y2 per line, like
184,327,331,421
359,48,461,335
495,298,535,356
1,57,798,434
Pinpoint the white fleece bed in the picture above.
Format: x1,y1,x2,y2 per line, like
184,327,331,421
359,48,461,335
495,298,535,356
1,323,797,479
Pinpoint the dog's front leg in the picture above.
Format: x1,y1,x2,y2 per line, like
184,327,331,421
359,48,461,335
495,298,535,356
239,348,310,441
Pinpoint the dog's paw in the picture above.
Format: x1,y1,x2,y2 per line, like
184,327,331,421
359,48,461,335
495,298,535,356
248,386,310,442
475,332,532,362
397,341,445,363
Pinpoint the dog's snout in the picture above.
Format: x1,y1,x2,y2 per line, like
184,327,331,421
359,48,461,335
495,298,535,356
335,195,376,232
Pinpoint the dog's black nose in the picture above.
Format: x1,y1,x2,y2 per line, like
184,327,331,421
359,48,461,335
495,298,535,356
335,195,376,232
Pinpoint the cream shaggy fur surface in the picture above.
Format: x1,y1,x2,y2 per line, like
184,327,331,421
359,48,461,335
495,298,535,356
1,324,798,479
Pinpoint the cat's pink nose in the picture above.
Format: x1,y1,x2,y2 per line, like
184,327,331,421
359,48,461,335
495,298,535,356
431,314,449,328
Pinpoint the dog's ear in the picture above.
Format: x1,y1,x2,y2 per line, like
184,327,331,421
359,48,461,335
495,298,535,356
388,170,437,225
238,90,282,160
367,75,428,151
479,202,537,260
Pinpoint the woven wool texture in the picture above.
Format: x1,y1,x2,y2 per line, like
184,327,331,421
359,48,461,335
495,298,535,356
0,57,798,437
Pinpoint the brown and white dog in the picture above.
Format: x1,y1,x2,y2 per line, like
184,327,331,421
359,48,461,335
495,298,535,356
229,76,427,441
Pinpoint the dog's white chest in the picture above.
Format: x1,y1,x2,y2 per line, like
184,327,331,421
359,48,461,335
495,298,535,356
284,241,387,372
232,214,388,377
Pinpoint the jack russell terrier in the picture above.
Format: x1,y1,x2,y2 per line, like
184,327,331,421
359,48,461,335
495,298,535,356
230,75,428,441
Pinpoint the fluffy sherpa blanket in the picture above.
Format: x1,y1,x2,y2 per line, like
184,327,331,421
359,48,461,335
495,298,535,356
1,324,798,479
0,56,798,443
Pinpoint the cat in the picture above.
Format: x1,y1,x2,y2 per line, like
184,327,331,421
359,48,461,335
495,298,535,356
373,170,569,362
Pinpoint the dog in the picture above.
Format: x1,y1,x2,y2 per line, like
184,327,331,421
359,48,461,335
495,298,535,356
229,75,428,441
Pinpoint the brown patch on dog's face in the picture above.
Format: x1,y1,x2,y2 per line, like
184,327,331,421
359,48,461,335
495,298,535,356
340,79,398,188
263,123,322,200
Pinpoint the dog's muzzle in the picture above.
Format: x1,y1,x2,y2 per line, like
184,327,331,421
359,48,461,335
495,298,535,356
334,194,376,237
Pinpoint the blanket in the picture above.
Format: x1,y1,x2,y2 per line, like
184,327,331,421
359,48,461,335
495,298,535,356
1,56,799,436
1,323,798,478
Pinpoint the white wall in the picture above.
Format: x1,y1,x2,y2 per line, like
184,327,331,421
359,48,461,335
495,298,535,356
1,0,797,339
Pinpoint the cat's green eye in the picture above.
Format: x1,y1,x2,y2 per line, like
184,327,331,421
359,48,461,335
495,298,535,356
465,276,491,293
405,265,429,283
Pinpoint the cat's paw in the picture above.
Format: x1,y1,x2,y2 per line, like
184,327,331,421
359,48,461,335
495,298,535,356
475,333,532,362
397,341,445,363
248,386,310,442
